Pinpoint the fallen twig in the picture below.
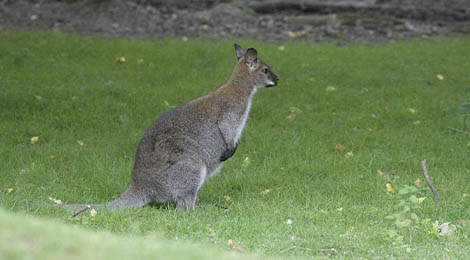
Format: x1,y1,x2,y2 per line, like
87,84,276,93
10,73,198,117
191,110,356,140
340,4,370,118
280,245,297,253
421,160,440,203
70,205,91,218
448,126,470,135
319,248,338,254
281,245,331,254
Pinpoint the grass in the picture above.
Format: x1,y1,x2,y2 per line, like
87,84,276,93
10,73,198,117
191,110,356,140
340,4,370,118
0,208,263,260
1,30,470,259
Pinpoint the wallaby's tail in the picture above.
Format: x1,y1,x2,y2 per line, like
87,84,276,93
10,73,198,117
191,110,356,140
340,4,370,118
56,186,150,212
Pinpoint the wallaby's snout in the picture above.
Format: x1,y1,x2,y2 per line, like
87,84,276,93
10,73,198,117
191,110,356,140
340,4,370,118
267,71,278,88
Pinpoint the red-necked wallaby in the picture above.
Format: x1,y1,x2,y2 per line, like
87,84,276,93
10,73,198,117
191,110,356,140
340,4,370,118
58,44,278,211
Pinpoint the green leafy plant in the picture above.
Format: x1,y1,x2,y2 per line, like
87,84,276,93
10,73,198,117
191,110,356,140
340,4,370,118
385,185,429,243
386,184,460,246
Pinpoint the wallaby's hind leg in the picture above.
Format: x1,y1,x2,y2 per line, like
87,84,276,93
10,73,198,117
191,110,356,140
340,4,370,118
166,160,207,211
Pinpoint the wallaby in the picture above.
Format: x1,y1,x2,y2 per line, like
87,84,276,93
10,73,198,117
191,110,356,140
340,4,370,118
58,44,278,212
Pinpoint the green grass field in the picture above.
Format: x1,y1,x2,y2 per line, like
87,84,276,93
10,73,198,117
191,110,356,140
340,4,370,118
0,208,265,260
1,31,470,259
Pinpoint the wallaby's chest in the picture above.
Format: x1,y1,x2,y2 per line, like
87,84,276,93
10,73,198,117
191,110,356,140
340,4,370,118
219,89,257,146
233,97,252,144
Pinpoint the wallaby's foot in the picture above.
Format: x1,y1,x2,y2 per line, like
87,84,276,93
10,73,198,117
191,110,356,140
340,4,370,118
176,191,197,211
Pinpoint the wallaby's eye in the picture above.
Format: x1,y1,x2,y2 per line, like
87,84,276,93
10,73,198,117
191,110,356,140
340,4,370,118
263,68,269,74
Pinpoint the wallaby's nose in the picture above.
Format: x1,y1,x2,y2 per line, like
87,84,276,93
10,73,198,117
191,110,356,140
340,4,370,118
272,73,279,86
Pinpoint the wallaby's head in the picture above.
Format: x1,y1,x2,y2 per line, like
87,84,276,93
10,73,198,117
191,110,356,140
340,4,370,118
234,44,279,88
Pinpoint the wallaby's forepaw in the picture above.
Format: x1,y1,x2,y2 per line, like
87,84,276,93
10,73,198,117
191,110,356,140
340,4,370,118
220,143,238,162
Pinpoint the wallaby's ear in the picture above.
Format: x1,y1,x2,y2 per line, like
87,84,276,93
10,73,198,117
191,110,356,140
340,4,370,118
244,48,258,69
234,44,245,60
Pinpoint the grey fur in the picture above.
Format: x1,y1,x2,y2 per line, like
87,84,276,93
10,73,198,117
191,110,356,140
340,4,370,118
57,44,278,212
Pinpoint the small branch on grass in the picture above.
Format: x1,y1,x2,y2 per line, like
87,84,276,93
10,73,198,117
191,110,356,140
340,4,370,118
447,126,470,135
408,226,412,247
421,160,440,203
319,248,338,254
298,246,312,252
280,245,297,253
70,205,91,218
280,245,313,254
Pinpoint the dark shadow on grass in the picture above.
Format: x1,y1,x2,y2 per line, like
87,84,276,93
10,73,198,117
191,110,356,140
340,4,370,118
145,201,230,212
146,201,176,210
